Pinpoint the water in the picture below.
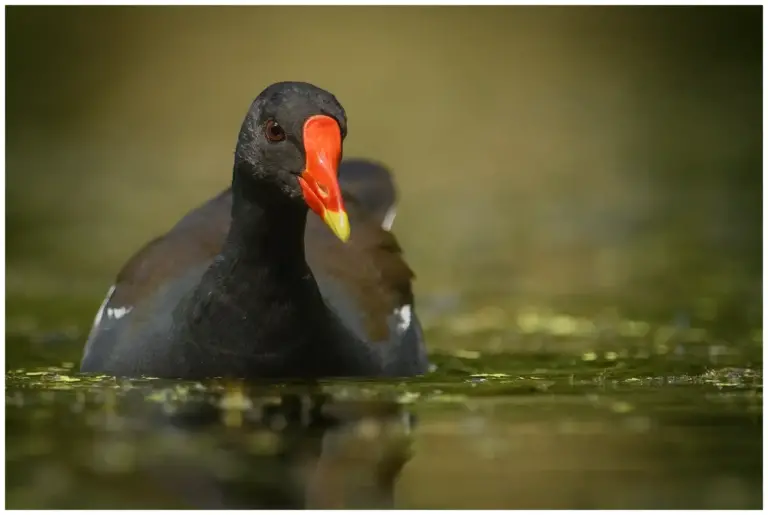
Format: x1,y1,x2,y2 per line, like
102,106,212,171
6,309,762,509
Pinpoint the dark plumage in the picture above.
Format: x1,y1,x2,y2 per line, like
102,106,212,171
80,82,429,380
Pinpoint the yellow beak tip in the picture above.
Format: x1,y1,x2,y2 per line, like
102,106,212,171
323,210,351,242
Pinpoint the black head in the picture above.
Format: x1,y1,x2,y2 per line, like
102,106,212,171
233,81,350,241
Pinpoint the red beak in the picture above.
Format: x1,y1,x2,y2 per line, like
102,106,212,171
298,115,349,242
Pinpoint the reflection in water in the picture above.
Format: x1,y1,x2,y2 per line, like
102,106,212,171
5,363,762,510
6,380,415,509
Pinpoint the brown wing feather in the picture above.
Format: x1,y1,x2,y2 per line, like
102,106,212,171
306,193,415,342
110,191,231,308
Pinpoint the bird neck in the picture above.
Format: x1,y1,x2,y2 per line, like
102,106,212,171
166,166,381,378
166,166,336,377
225,168,308,266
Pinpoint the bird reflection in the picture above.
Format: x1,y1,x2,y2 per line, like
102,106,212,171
114,384,416,509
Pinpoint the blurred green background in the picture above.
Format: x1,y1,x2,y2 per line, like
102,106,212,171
6,5,762,358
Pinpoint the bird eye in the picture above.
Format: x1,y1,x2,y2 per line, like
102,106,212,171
265,119,286,142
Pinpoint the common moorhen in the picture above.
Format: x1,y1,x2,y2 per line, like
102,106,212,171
79,82,429,380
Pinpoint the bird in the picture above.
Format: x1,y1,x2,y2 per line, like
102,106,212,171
79,81,429,380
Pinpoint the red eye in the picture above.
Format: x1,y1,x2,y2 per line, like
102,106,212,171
265,120,286,142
